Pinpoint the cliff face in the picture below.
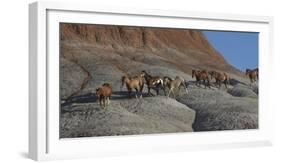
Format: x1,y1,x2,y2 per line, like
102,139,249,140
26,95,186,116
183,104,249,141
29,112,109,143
61,24,220,56
60,23,242,75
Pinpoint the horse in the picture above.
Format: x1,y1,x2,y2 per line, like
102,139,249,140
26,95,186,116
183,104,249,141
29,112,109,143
163,76,188,98
191,69,211,88
141,70,166,96
121,73,145,98
96,83,113,109
208,71,230,88
246,68,258,84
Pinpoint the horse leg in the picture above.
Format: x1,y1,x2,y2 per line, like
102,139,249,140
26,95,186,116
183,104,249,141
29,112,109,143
148,87,152,96
137,83,143,98
135,88,139,99
182,82,189,94
224,80,227,89
105,97,107,106
172,89,176,99
205,79,209,89
204,80,207,89
139,90,143,98
216,80,219,88
156,87,159,96
107,97,110,105
140,85,144,98
99,98,102,108
196,80,199,87
128,89,132,98
162,86,167,96
104,98,107,109
250,78,253,86
149,87,155,96
176,87,180,98
167,89,171,98
102,98,106,109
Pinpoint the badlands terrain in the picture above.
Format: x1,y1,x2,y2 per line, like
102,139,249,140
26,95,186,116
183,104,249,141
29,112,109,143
60,23,258,138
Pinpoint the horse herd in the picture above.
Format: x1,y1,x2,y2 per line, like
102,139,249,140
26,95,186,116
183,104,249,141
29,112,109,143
95,68,259,108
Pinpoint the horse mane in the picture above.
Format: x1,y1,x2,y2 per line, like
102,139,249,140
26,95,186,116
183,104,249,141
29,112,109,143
102,83,112,89
121,75,128,85
164,76,172,81
201,70,208,73
245,69,251,73
103,83,111,86
141,70,153,81
175,76,183,80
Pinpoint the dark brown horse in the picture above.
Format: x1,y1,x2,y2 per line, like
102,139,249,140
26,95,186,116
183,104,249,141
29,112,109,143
192,69,210,88
246,68,258,83
209,71,229,88
141,70,166,96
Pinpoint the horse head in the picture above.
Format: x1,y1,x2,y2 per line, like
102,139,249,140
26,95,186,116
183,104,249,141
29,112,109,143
95,88,101,97
141,70,147,76
209,71,215,79
163,76,171,87
245,69,251,76
120,76,127,90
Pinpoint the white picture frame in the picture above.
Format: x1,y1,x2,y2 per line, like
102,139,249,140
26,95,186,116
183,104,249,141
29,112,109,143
29,1,274,161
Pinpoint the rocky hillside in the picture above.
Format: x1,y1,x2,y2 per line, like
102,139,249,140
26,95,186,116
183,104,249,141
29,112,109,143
61,97,195,137
60,23,258,138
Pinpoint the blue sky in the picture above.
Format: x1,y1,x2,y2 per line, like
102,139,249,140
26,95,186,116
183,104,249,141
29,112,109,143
203,30,259,71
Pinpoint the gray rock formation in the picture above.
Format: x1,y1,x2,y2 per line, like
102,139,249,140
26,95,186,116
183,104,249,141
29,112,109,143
227,84,258,98
61,97,195,138
178,85,258,131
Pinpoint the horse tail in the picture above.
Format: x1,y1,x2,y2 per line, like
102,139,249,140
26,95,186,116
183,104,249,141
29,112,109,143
120,76,125,91
184,82,189,94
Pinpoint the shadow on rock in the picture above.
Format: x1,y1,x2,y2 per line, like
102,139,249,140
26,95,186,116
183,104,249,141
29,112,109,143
229,78,247,86
61,91,153,107
61,93,97,107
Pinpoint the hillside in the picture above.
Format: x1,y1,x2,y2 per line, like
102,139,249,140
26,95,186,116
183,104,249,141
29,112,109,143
59,23,258,138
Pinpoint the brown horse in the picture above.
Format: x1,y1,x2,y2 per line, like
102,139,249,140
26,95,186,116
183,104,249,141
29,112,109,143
163,76,188,98
209,71,229,88
141,70,166,96
96,83,113,109
192,69,211,88
246,68,258,83
121,73,145,98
